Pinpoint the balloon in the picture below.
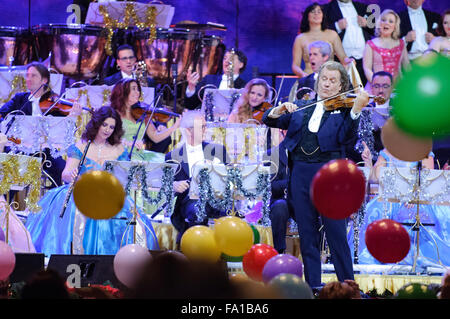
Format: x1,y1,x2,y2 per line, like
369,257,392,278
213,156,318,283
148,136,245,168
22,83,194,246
381,118,433,162
0,241,16,280
113,244,152,287
0,227,5,242
365,219,410,263
214,216,254,257
391,54,450,138
180,226,221,263
73,170,125,220
310,159,366,219
261,254,303,283
242,244,278,281
221,225,261,262
394,283,437,299
268,273,314,299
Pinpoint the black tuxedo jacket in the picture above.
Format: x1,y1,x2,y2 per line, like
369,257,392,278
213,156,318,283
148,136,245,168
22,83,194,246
323,0,374,44
265,140,288,203
0,91,61,118
184,74,247,110
102,71,157,87
398,8,441,52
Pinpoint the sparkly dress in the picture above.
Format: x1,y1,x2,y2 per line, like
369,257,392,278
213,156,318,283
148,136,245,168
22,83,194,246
368,39,405,80
348,150,450,269
25,144,159,257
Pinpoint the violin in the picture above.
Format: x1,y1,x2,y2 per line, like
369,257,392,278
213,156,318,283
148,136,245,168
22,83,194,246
39,94,91,116
323,93,386,111
131,103,180,124
293,87,386,113
252,102,272,124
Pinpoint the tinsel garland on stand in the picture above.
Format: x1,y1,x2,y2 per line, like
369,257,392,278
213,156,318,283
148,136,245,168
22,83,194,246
194,166,272,226
104,163,174,217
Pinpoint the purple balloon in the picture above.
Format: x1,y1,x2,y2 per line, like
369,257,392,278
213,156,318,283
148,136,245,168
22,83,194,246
0,228,5,242
261,254,303,283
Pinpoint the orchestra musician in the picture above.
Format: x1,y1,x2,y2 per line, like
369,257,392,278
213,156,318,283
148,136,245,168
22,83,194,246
0,62,82,188
262,61,369,289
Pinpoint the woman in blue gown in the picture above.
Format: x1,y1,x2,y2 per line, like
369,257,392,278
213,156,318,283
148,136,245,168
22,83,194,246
349,146,450,270
26,106,159,256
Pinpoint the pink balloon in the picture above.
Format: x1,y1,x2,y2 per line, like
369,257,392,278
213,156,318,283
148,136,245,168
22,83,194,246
113,244,152,287
0,241,16,280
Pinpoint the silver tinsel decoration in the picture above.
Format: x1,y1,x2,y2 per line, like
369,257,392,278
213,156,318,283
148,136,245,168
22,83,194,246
195,166,272,226
355,109,377,160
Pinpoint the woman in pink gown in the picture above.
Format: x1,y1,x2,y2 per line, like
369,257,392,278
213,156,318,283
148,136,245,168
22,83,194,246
363,9,410,84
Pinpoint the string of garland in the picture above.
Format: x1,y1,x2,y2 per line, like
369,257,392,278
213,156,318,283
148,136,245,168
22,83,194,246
355,109,377,160
352,201,366,264
204,91,215,122
194,166,272,226
104,163,174,214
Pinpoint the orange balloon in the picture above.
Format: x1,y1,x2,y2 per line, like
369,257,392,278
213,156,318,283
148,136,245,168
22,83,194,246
381,118,433,162
180,226,221,263
214,216,254,257
73,170,125,220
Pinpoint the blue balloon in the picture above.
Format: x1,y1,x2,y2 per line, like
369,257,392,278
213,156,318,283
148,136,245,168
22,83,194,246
268,273,314,299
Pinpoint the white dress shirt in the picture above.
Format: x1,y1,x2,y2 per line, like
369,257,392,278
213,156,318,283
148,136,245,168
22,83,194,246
121,71,134,79
218,73,239,90
29,95,42,116
407,6,429,60
185,143,204,177
335,0,366,59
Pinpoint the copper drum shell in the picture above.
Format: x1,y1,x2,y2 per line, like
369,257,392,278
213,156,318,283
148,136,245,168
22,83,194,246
191,34,225,79
0,26,32,66
32,24,108,79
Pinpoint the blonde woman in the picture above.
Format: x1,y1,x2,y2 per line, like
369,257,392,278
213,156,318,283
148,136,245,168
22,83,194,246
363,9,410,83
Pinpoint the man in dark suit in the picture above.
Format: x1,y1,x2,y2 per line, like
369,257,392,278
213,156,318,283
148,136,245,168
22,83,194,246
184,48,247,110
323,0,374,86
294,41,332,102
0,62,81,188
165,110,229,242
265,130,295,254
102,44,157,87
398,0,441,60
262,61,369,289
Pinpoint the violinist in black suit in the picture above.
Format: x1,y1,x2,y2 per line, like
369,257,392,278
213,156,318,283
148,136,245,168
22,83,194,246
398,0,441,61
0,62,82,187
184,48,248,110
323,0,374,86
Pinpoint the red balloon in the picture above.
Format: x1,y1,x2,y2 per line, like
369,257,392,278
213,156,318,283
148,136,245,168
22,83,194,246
365,219,411,263
310,159,366,219
242,244,278,281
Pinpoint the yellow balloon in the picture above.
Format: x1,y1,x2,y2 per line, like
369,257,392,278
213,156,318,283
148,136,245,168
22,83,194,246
73,170,125,220
180,226,221,263
214,216,254,257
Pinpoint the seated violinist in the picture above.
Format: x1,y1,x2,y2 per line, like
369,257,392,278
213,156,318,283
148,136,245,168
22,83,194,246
227,78,272,124
0,62,82,188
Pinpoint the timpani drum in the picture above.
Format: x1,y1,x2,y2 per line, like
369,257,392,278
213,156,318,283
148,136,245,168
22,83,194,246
32,24,108,79
191,34,224,79
0,26,31,66
134,27,198,82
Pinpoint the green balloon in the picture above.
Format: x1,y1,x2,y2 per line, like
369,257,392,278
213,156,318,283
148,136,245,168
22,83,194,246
391,54,450,138
394,283,437,299
250,225,261,244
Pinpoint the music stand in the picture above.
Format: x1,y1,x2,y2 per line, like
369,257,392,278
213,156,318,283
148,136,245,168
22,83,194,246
0,114,77,189
204,122,268,164
103,160,178,245
201,88,242,122
379,166,450,272
0,153,41,251
189,161,271,224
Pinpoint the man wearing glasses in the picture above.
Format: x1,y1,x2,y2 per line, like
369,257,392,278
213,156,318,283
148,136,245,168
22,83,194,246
102,44,157,87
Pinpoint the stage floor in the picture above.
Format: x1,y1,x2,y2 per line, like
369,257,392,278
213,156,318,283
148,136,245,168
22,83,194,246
227,262,446,295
